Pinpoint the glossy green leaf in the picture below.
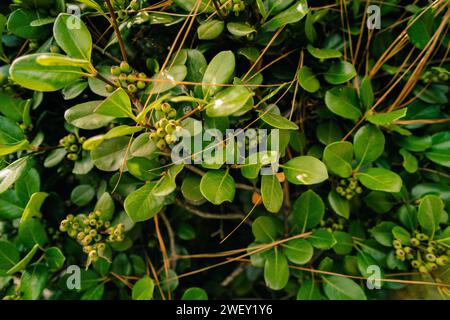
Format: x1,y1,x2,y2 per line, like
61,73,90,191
95,88,134,119
354,125,385,165
20,264,49,300
71,185,95,206
322,276,366,300
65,101,114,129
0,240,20,272
262,0,308,31
259,111,299,130
324,61,357,84
227,22,256,37
200,170,235,205
297,66,320,93
418,195,444,236
306,44,342,59
282,156,328,185
10,53,83,92
124,183,165,222
261,174,283,213
132,276,155,300
181,287,208,300
202,51,235,97
252,216,282,242
7,244,40,275
308,229,336,250
323,141,353,178
356,168,402,193
0,157,31,194
293,190,325,232
7,9,50,40
328,190,350,219
399,148,418,173
264,249,289,291
325,87,361,121
332,231,353,255
360,76,374,109
53,13,92,61
206,86,253,117
282,238,313,265
198,20,224,40
425,131,450,168
366,108,407,125
91,136,130,172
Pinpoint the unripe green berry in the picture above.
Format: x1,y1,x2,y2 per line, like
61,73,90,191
111,66,121,76
436,256,448,266
165,123,176,134
410,238,420,246
161,103,171,113
68,229,77,237
67,134,77,144
137,80,146,89
156,128,165,137
393,240,402,249
395,249,405,257
105,84,114,92
417,233,428,241
156,139,166,150
419,265,429,274
425,253,436,261
165,134,176,144
88,250,98,261
128,84,137,93
69,144,79,152
426,262,438,271
120,61,132,73
119,73,128,81
411,260,421,268
168,109,177,119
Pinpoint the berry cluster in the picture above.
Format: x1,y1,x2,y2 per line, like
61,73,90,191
319,217,346,233
106,0,141,17
335,177,363,200
150,103,182,150
421,67,449,84
219,0,246,15
59,211,125,263
59,134,86,161
105,61,148,94
393,232,449,274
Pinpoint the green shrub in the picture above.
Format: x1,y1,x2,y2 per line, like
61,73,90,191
0,0,449,300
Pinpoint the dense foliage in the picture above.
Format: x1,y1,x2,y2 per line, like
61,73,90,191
0,0,449,300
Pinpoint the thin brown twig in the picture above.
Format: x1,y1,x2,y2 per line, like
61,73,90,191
104,0,128,62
